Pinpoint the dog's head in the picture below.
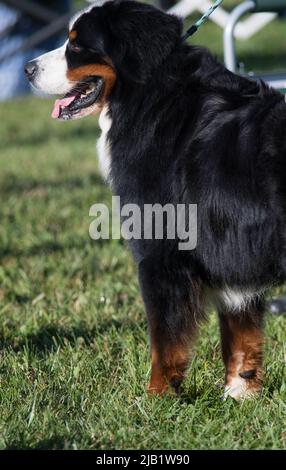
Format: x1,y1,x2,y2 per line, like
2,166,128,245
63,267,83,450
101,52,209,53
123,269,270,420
25,0,182,121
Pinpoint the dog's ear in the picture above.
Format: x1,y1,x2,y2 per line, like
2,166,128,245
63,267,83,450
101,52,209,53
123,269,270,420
100,1,183,84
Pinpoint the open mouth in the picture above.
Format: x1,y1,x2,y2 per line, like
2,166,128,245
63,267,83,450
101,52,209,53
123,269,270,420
51,76,104,120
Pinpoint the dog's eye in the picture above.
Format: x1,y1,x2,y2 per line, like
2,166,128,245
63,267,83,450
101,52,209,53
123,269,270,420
68,42,83,53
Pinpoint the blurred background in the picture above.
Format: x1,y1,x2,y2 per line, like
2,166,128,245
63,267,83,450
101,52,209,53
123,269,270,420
0,0,286,451
0,0,286,100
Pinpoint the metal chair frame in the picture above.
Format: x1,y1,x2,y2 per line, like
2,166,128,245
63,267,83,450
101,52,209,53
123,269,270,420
224,0,286,93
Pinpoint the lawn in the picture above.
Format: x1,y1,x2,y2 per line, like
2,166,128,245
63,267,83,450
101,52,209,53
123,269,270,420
0,2,286,451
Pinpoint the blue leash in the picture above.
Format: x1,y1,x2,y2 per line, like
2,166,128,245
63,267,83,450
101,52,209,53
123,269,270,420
181,0,224,42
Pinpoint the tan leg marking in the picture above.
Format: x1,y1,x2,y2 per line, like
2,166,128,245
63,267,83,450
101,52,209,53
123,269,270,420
220,314,263,400
148,344,190,395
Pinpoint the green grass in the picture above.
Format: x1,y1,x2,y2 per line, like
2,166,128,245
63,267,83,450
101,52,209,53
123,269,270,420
0,7,286,450
0,100,286,452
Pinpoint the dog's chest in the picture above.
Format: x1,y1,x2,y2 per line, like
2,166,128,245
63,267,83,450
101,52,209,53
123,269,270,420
205,286,265,312
97,106,112,181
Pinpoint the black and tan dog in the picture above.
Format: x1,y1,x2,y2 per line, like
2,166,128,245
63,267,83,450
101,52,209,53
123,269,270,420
25,0,286,400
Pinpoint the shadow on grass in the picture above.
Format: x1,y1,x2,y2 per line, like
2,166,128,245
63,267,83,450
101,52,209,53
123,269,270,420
0,317,145,357
0,236,108,260
5,435,68,450
0,126,101,150
0,240,64,260
177,389,200,405
0,172,106,197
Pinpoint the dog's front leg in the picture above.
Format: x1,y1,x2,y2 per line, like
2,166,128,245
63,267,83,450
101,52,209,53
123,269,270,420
139,258,204,395
219,301,264,401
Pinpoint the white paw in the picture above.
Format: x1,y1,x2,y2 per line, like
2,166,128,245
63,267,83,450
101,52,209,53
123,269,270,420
223,376,259,401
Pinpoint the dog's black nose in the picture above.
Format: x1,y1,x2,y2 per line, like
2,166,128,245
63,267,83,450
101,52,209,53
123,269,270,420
24,60,38,79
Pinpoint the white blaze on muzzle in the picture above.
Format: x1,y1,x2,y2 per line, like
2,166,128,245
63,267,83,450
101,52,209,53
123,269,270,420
32,42,72,96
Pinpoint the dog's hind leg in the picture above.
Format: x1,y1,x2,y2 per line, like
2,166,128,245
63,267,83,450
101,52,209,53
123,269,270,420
218,299,264,401
139,258,204,395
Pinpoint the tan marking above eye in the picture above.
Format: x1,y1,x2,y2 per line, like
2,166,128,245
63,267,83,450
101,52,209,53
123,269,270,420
69,30,77,41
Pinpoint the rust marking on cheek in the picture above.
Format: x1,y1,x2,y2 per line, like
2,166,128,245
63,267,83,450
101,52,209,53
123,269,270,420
67,64,117,105
69,30,77,41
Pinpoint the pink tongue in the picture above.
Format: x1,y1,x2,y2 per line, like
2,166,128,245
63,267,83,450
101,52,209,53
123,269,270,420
51,95,76,119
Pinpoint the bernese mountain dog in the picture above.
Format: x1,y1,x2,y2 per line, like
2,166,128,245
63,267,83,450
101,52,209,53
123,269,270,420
25,0,286,400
